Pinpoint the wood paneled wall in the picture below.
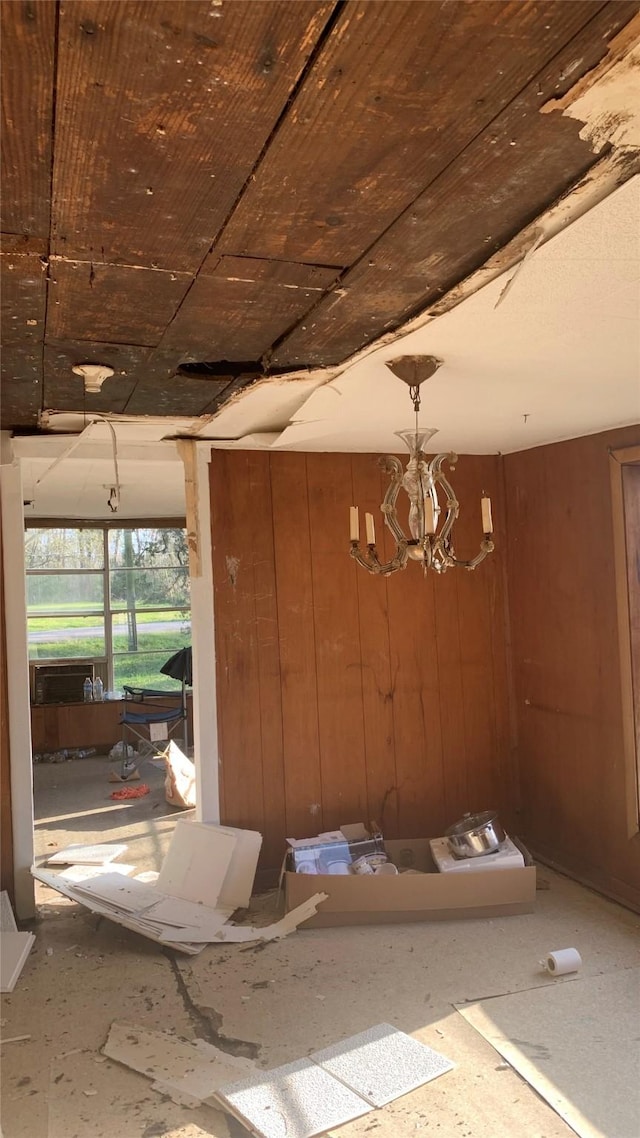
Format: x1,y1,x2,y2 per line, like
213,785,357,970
210,450,513,872
0,490,14,903
504,426,640,910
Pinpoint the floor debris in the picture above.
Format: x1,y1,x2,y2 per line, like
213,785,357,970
213,1024,454,1138
46,843,128,866
0,893,35,994
103,1021,256,1106
33,820,328,952
103,1019,454,1138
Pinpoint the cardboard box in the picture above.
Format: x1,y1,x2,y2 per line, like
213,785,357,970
284,838,536,928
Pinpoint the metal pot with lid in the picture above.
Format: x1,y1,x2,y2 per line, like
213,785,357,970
445,810,506,859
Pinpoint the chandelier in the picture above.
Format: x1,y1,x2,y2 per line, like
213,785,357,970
349,356,494,576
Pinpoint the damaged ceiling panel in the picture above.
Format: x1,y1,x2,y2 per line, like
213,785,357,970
1,0,639,430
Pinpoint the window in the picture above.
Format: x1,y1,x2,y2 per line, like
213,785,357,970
25,525,191,693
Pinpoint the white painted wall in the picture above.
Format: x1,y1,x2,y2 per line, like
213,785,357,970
1,434,35,918
183,443,220,823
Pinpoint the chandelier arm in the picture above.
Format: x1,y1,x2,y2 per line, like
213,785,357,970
439,538,495,572
432,474,459,548
350,542,408,575
380,456,409,545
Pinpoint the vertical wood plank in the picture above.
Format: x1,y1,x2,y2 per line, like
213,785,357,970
350,454,399,835
450,455,501,815
52,0,335,270
270,454,323,838
0,495,14,901
249,453,286,869
306,453,368,831
0,0,56,236
505,426,640,905
434,567,468,826
209,451,265,833
386,548,445,839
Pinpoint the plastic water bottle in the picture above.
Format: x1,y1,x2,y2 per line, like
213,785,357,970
83,677,93,702
93,676,104,702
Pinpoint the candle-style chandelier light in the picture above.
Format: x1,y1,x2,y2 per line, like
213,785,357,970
349,356,494,576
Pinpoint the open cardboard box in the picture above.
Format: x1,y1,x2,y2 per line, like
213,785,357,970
284,837,536,928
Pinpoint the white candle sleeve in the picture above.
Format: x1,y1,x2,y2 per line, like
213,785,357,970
365,512,376,545
349,506,360,542
481,496,493,534
424,497,436,535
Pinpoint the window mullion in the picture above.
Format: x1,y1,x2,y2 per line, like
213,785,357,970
104,528,114,690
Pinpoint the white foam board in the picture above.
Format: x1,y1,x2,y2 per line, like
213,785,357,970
71,875,163,913
214,825,263,909
310,1023,454,1107
143,895,233,929
58,864,135,883
0,891,17,932
31,868,204,955
1,932,35,993
46,843,128,865
156,820,237,908
215,1057,372,1138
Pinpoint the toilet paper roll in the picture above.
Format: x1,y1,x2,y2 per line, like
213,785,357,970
541,947,582,976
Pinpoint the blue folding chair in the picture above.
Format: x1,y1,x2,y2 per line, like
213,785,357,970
119,686,187,778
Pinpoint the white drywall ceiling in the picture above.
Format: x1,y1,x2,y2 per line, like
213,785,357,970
16,426,185,519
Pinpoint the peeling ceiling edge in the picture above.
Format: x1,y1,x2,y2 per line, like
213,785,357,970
184,148,640,443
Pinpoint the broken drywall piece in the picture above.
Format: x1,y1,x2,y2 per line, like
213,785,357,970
174,894,323,943
173,892,330,944
157,818,262,911
1,932,36,993
144,895,234,929
0,893,35,993
34,824,311,953
103,1022,255,1105
46,843,128,866
541,17,640,153
156,820,238,908
70,874,164,913
0,891,17,933
494,230,545,309
31,867,204,954
310,1023,455,1108
58,864,135,883
150,1080,203,1108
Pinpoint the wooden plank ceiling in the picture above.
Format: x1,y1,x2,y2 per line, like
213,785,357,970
1,0,637,428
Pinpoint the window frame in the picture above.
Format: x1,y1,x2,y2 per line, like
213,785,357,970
25,520,189,692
